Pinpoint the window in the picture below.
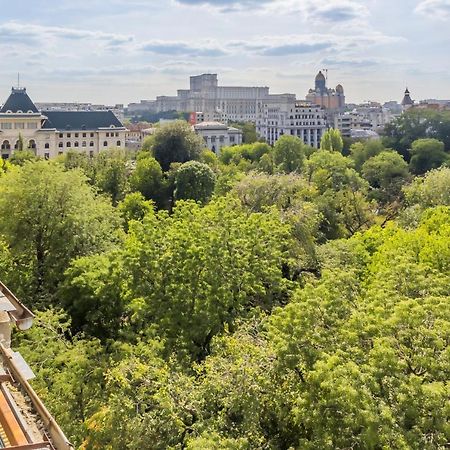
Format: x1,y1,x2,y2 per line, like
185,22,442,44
67,133,71,138
75,133,79,138
14,123,25,129
90,133,94,137
28,140,36,149
82,141,87,147
27,122,37,129
103,141,108,147
1,123,12,129
89,150,94,158
116,141,121,146
45,143,50,149
2,154,9,159
82,133,87,137
58,151,63,155
59,142,63,148
66,142,71,147
74,142,79,147
106,132,110,137
230,136,235,143
44,153,50,160
1,140,10,150
89,141,94,147
59,133,63,138
115,132,119,137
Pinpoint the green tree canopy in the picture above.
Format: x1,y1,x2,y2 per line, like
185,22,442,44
409,138,448,174
362,150,409,204
174,160,216,204
273,135,306,173
148,121,205,171
129,156,165,207
0,161,120,302
320,128,344,152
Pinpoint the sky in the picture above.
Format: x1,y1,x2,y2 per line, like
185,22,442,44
0,0,449,105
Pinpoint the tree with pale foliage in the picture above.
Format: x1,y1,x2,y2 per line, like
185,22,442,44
320,128,344,152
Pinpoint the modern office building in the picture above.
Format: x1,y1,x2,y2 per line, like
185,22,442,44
0,87,126,159
257,100,326,147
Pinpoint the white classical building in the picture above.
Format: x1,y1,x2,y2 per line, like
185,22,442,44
257,100,326,147
193,121,243,154
0,87,126,159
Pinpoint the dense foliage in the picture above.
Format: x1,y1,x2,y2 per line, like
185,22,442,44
1,118,449,449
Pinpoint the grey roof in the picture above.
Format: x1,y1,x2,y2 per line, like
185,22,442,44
42,110,124,130
0,87,39,113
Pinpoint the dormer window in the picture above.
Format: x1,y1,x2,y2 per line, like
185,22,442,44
27,110,34,114
17,110,23,113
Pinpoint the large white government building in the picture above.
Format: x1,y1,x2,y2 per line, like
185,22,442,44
128,74,291,123
0,87,126,159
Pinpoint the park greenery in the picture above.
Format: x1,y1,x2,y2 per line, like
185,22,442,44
0,111,448,449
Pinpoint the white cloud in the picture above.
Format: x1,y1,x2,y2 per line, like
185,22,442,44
0,22,133,47
415,0,450,19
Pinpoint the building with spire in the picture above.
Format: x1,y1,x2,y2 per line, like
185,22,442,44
0,87,126,159
401,88,414,111
306,71,345,110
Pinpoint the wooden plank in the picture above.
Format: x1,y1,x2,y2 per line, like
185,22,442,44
0,390,28,446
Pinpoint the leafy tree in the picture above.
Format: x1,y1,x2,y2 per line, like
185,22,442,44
129,156,165,207
174,161,216,204
273,135,305,173
117,192,154,231
93,149,130,205
383,109,450,159
362,151,409,204
0,161,120,302
199,149,220,170
409,138,448,174
229,122,258,144
76,198,293,361
59,253,125,339
149,121,205,171
13,309,106,446
305,150,374,239
349,139,385,171
320,128,343,152
404,166,450,208
9,149,39,166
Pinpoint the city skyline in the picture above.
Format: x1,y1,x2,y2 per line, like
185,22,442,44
0,0,449,105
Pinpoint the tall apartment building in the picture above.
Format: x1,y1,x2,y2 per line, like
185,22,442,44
257,100,326,147
0,87,126,159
